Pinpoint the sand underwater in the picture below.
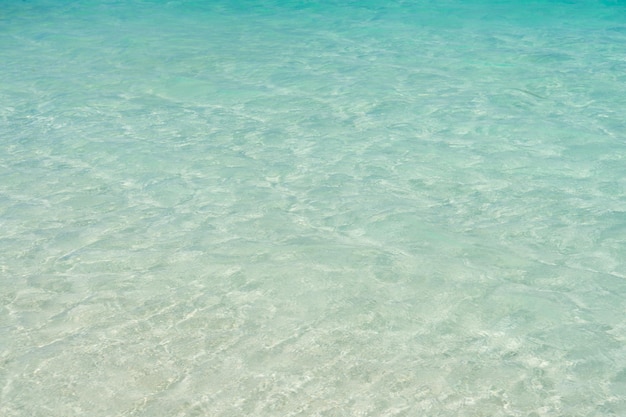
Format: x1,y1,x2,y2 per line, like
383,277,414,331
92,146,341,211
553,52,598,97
1,1,626,416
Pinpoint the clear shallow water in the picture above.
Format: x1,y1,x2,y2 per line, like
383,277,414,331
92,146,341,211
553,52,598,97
1,0,626,415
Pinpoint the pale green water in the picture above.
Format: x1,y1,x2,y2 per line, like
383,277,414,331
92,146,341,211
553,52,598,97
1,1,626,416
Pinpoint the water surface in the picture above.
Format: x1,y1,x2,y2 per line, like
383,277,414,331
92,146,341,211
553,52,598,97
1,1,626,416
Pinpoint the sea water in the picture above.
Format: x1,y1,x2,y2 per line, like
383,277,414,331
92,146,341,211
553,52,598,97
1,1,625,416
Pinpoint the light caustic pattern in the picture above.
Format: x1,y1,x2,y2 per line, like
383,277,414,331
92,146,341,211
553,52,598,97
1,1,625,416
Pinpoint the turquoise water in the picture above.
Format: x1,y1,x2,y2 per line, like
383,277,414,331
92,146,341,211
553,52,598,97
1,0,626,415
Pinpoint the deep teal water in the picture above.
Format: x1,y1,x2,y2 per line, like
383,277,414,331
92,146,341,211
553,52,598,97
1,1,626,416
